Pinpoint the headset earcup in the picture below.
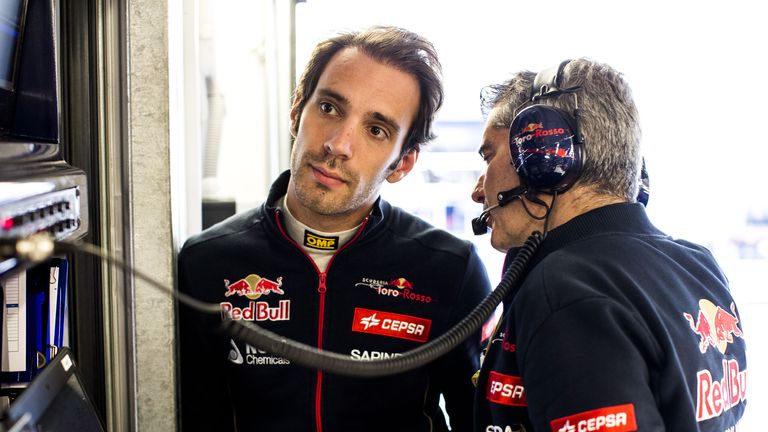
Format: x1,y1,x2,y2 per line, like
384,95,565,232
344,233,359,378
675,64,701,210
509,105,583,193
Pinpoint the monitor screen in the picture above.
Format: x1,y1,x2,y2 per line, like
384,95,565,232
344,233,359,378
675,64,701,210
0,347,105,432
0,0,27,91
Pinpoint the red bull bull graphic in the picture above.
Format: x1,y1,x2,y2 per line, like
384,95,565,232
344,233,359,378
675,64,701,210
389,277,413,289
520,122,543,133
224,274,284,300
682,300,742,355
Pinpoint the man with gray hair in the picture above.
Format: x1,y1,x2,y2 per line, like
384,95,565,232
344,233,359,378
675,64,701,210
470,58,746,431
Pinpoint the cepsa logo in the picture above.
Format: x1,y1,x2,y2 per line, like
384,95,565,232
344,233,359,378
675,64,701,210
355,276,432,303
683,299,743,354
351,308,431,343
550,404,637,432
486,371,527,407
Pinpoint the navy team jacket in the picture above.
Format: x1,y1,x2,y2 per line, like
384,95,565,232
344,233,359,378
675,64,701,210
178,170,492,432
473,203,747,432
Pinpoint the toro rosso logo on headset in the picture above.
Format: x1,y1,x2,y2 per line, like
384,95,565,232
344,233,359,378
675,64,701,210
513,122,571,157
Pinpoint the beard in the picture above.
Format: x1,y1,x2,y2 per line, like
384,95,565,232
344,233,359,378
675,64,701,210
290,150,388,217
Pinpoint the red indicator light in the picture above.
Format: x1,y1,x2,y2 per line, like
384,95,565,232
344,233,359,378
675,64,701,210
2,217,13,230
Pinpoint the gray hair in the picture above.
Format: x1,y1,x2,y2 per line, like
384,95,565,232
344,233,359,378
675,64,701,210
480,58,642,201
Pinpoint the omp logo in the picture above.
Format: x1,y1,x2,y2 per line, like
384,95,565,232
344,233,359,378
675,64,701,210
351,308,431,343
549,404,637,432
304,231,338,250
359,313,381,330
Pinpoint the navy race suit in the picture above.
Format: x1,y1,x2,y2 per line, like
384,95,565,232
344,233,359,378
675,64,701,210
178,170,492,432
473,203,747,432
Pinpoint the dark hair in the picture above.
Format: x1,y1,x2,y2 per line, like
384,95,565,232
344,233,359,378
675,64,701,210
480,58,641,201
293,26,443,155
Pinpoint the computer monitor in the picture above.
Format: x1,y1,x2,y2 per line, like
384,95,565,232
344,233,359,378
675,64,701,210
0,0,26,91
0,0,58,145
0,347,105,432
0,0,27,132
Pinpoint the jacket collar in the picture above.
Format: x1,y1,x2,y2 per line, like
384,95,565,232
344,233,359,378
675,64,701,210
264,170,387,238
504,202,661,270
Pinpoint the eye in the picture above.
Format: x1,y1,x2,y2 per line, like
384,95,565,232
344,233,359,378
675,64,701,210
319,101,336,115
369,125,390,141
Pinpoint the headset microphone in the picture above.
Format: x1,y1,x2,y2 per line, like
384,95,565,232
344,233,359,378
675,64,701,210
472,185,527,235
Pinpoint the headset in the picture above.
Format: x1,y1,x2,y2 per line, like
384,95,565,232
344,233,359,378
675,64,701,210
472,60,584,235
510,59,585,194
473,59,649,235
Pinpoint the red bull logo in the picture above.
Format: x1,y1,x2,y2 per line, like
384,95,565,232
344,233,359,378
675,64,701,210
224,274,284,300
389,277,414,290
520,122,543,133
695,358,747,422
683,299,742,354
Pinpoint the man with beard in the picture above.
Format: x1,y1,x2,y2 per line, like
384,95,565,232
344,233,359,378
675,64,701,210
177,26,492,432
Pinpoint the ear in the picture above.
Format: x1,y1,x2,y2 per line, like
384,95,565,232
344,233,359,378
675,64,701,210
386,149,419,184
289,95,301,138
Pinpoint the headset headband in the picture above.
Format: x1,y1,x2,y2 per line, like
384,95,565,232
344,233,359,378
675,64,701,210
530,59,582,104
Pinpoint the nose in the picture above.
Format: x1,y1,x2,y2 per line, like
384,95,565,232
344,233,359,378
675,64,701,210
324,122,354,159
471,175,486,204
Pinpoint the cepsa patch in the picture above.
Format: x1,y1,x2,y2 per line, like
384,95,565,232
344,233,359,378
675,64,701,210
486,371,527,407
550,404,637,432
351,308,431,343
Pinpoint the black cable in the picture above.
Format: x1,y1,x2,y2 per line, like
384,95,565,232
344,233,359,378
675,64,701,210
9,231,542,377
220,232,543,376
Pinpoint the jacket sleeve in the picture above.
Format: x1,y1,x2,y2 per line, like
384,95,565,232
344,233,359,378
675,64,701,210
436,245,493,431
517,295,666,431
177,247,236,431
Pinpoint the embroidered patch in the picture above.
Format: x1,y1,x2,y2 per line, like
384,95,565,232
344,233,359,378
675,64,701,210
351,308,431,343
550,404,637,432
224,274,284,299
304,231,339,250
682,299,742,354
485,371,527,407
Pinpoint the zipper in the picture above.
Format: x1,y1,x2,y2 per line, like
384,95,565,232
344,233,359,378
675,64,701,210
274,210,371,432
